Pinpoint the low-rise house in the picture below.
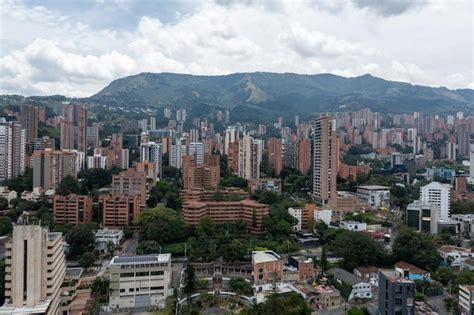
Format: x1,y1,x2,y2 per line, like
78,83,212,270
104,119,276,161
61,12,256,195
313,285,342,309
328,268,372,300
438,246,474,267
353,266,379,286
288,255,315,283
459,285,474,315
451,214,474,239
395,261,431,281
95,228,124,253
339,221,367,231
460,259,474,271
356,185,391,209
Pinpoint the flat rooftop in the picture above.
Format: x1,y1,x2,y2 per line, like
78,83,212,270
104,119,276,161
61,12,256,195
252,251,281,264
111,254,171,265
357,185,390,190
95,229,122,237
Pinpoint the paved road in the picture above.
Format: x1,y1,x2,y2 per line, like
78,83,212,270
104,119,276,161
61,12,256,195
427,294,449,315
122,235,139,256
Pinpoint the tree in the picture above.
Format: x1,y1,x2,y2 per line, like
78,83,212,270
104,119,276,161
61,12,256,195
79,251,96,269
183,264,196,295
66,224,97,258
392,227,440,271
78,168,113,192
135,207,187,244
123,226,133,239
57,175,80,195
434,267,455,286
91,277,110,303
147,194,158,208
347,307,369,315
2,168,33,193
229,277,253,295
222,239,247,262
0,217,12,236
137,240,161,254
241,292,311,315
0,197,8,211
454,270,474,290
331,231,385,271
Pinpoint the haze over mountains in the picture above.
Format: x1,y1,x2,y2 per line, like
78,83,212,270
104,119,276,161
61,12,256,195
89,72,474,115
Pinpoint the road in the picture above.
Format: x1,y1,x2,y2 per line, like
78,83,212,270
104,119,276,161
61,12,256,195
122,235,139,256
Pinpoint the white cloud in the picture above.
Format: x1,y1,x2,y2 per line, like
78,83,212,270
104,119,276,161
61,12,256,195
0,0,472,96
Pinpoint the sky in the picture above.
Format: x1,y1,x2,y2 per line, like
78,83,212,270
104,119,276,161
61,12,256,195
0,0,473,97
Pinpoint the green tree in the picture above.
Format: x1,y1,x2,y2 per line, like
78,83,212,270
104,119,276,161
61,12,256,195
222,239,247,262
454,270,474,290
183,264,196,295
0,217,12,236
229,277,253,295
1,168,33,193
78,168,113,192
57,175,80,195
79,251,96,269
434,267,455,286
65,224,97,258
320,246,329,271
90,277,110,303
135,207,187,244
331,231,385,271
123,226,133,239
137,240,161,254
347,307,369,315
0,197,8,210
392,227,440,271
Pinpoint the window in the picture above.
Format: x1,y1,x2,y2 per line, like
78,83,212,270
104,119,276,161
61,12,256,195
151,286,164,290
151,270,164,276
120,272,134,277
136,272,149,277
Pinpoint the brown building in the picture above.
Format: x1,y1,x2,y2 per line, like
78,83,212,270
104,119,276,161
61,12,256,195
20,105,39,142
267,138,283,176
180,187,249,202
112,168,147,206
183,154,220,190
32,149,78,190
312,116,339,204
181,199,269,235
76,105,87,153
297,139,311,174
136,161,158,184
288,255,315,282
252,251,283,284
100,194,141,227
53,194,92,225
227,141,240,173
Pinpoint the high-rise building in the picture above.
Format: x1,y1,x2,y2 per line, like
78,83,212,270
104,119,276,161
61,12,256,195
283,139,298,169
87,153,108,169
76,105,87,154
238,135,261,180
378,270,415,315
224,126,239,155
458,121,470,157
312,116,338,204
60,120,73,150
26,136,55,155
420,182,451,220
169,140,187,169
406,200,439,234
1,223,66,315
53,194,93,225
32,149,78,190
297,139,311,174
267,138,283,176
140,133,162,178
182,154,220,190
227,141,240,173
112,168,147,206
0,119,26,182
20,105,39,142
446,141,457,161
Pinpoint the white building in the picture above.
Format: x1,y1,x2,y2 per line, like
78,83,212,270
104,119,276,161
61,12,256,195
87,154,108,169
1,223,66,315
0,119,26,182
470,152,474,180
140,135,162,177
328,268,372,300
313,209,332,226
288,207,302,231
420,182,451,220
109,254,172,310
188,142,204,164
406,201,439,234
95,229,123,253
169,139,187,169
224,126,239,155
451,214,474,239
438,246,474,267
459,285,474,315
356,185,391,209
339,221,367,231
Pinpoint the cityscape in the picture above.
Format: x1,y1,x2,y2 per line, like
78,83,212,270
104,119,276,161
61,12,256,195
0,1,473,315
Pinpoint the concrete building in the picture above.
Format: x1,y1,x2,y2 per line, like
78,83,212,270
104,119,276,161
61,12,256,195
438,246,474,267
328,268,372,300
312,116,338,204
136,161,158,184
182,154,220,190
267,138,283,176
297,139,311,174
32,149,78,190
1,223,66,315
139,134,162,178
19,105,39,142
95,229,123,253
339,221,367,231
406,201,439,234
470,152,474,180
459,285,474,315
100,194,141,227
378,269,415,315
87,153,108,169
169,140,187,169
420,182,451,220
356,185,391,209
112,168,147,206
314,209,332,226
109,254,172,309
288,207,303,231
181,199,268,235
252,251,283,284
26,137,55,155
238,134,261,180
0,119,26,182
224,126,239,155
53,194,93,225
188,142,204,164
451,214,474,239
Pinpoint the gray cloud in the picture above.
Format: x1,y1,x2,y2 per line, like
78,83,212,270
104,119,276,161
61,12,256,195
351,0,427,16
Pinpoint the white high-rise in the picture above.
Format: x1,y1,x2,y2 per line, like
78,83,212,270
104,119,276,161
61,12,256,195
238,134,260,180
188,142,204,164
0,118,26,182
1,223,66,315
420,182,451,220
170,138,187,169
140,134,162,177
470,152,474,180
224,126,239,155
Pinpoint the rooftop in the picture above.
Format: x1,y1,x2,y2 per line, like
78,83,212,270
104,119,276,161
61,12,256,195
111,253,171,265
438,245,472,254
95,229,123,237
328,268,364,286
395,261,429,276
252,251,281,264
357,185,390,190
380,269,414,284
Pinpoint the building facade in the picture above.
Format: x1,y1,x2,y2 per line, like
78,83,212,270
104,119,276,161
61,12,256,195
53,194,93,225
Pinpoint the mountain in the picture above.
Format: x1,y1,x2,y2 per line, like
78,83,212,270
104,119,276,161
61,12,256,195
87,72,473,116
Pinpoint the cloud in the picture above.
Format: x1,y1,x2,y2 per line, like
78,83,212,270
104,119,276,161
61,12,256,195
351,0,427,16
0,0,472,96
